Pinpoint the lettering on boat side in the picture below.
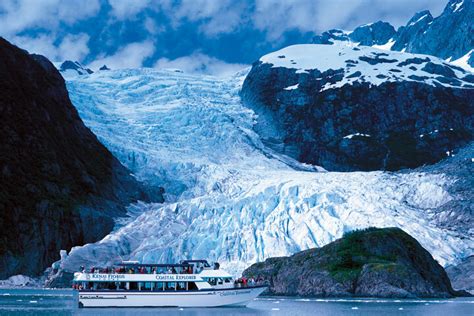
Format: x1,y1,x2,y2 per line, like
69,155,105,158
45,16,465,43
154,275,197,281
78,273,200,282
80,295,127,299
87,274,126,280
220,290,251,296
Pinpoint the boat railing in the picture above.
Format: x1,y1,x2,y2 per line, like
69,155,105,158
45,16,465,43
79,260,221,275
233,277,268,288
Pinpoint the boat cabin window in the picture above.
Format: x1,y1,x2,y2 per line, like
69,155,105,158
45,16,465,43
206,278,217,286
204,277,231,285
165,282,176,290
75,280,200,292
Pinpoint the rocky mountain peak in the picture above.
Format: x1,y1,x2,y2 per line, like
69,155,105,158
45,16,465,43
312,29,349,45
351,21,396,46
312,22,396,47
311,0,473,69
445,0,469,14
391,11,433,52
406,10,433,26
59,60,93,75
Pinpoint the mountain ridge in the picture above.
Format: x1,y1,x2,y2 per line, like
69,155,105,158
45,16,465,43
241,43,474,172
0,37,162,279
312,0,474,69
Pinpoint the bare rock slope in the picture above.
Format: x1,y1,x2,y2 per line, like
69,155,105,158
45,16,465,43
243,227,468,298
0,37,162,279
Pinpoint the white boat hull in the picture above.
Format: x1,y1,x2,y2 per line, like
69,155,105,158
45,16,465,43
78,286,267,308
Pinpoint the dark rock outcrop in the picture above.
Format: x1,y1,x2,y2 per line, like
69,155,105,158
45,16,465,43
446,255,474,294
99,65,110,71
350,21,396,46
312,29,350,45
243,227,466,298
241,45,474,171
0,37,162,279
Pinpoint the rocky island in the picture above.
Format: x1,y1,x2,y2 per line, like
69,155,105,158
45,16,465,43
243,227,468,298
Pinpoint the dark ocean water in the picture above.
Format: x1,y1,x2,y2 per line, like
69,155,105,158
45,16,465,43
0,289,473,315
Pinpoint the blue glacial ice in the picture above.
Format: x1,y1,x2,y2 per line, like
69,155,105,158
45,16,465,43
58,67,473,276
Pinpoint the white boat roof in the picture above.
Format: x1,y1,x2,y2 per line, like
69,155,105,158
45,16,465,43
198,269,232,278
73,269,233,282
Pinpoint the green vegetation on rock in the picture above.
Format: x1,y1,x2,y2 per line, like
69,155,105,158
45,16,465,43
243,227,467,298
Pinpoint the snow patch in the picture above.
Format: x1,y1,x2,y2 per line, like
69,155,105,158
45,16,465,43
260,44,472,92
372,39,395,51
449,49,474,72
408,14,429,26
343,133,371,139
284,84,299,90
452,0,464,12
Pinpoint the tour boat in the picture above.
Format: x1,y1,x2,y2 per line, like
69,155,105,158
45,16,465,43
73,260,267,308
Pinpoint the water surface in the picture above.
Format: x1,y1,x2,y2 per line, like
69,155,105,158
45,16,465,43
1,289,473,315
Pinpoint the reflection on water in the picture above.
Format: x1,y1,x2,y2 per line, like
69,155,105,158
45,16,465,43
1,289,473,316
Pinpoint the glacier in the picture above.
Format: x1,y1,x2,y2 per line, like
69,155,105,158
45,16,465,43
57,67,474,276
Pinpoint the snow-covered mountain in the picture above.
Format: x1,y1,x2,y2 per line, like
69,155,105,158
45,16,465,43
59,60,94,76
52,60,473,277
242,43,473,172
312,0,474,70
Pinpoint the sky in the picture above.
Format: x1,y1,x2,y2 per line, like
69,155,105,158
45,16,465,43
0,0,448,76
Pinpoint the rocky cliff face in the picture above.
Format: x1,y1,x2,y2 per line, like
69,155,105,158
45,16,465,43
0,37,162,279
392,0,473,63
241,44,474,171
446,255,474,294
243,227,465,298
311,0,474,68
